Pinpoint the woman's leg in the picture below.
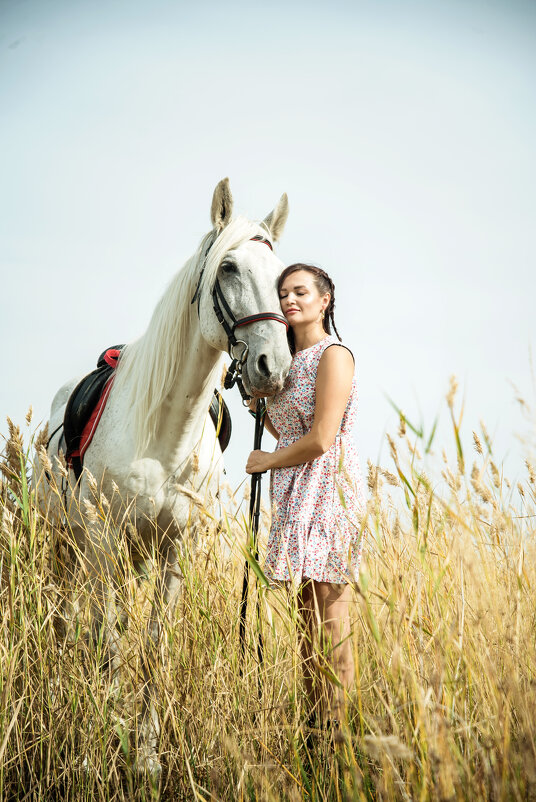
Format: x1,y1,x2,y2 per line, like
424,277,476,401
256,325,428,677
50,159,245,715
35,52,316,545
298,580,355,722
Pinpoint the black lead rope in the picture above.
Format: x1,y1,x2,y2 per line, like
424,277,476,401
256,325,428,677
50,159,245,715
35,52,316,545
239,398,266,674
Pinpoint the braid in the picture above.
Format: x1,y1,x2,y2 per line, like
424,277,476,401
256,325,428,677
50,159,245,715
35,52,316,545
330,310,342,341
324,275,342,341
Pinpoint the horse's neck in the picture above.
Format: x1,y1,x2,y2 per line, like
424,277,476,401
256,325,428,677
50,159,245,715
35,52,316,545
151,330,221,466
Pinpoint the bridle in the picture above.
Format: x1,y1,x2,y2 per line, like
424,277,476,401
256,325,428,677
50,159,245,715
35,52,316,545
191,233,289,402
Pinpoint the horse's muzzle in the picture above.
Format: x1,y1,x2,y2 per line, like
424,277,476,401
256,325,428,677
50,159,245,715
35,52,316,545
243,354,288,398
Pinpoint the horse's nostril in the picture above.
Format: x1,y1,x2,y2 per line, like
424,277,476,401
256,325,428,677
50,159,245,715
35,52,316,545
257,354,270,378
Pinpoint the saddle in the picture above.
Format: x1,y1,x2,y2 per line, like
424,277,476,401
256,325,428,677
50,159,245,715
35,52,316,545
63,345,232,481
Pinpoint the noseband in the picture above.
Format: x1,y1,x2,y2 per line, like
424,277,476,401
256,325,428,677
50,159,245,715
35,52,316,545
191,233,289,401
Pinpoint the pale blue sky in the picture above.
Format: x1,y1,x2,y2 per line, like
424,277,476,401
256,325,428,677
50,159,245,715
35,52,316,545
1,0,535,491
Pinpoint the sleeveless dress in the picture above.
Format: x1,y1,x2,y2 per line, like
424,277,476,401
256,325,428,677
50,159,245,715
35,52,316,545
265,335,366,584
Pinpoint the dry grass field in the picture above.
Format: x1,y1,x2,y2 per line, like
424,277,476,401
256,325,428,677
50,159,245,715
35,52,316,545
1,381,535,801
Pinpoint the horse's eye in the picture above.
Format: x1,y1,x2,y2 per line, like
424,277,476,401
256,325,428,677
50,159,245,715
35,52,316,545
221,261,238,275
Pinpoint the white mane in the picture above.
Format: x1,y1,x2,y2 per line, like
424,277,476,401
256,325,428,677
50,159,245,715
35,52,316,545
114,216,270,455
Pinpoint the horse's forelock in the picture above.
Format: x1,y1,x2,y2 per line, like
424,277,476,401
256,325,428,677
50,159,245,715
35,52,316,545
200,216,270,295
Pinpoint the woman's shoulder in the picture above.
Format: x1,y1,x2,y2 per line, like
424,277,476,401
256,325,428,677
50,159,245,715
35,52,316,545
298,336,354,381
313,335,354,365
317,341,355,386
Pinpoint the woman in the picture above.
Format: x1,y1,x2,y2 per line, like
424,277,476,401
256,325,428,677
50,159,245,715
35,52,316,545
246,263,365,726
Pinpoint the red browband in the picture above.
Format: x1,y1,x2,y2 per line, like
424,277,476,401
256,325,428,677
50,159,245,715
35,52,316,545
250,234,273,251
240,237,285,330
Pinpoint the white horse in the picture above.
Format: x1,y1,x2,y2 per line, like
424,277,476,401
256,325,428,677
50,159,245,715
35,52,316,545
38,178,291,775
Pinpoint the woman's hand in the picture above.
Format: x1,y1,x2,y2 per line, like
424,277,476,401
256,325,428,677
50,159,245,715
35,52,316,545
246,450,273,474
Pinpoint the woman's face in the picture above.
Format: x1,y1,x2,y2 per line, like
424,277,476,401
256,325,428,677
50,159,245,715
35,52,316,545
278,270,330,327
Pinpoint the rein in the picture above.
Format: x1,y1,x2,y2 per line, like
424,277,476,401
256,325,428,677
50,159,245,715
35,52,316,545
239,398,266,673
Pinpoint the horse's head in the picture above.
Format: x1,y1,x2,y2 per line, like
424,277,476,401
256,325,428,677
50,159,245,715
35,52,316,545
196,178,292,397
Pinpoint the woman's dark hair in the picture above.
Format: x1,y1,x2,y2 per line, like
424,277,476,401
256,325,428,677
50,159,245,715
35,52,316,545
278,263,341,353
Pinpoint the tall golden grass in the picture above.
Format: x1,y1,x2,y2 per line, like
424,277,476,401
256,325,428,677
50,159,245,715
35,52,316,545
0,381,535,801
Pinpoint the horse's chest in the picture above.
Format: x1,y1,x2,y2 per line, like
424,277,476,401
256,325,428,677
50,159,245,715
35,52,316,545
84,401,219,531
84,450,205,533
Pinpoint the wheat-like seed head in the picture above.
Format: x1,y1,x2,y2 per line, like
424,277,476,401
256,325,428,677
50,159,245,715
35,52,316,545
367,460,378,493
54,452,68,478
37,445,53,474
85,470,98,495
446,374,458,408
471,462,492,503
380,468,399,487
490,461,501,489
34,423,49,452
83,497,99,522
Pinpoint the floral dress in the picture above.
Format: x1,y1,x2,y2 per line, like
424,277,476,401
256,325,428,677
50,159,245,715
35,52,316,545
265,335,366,584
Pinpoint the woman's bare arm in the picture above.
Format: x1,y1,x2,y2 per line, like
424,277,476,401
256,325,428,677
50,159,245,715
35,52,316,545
246,346,353,473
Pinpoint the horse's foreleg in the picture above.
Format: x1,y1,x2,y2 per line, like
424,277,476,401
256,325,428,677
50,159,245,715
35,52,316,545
147,538,182,644
83,524,124,674
138,536,182,778
50,522,87,641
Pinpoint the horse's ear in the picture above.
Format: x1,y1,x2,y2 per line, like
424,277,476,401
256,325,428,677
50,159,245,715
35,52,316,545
211,177,234,230
263,193,289,242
